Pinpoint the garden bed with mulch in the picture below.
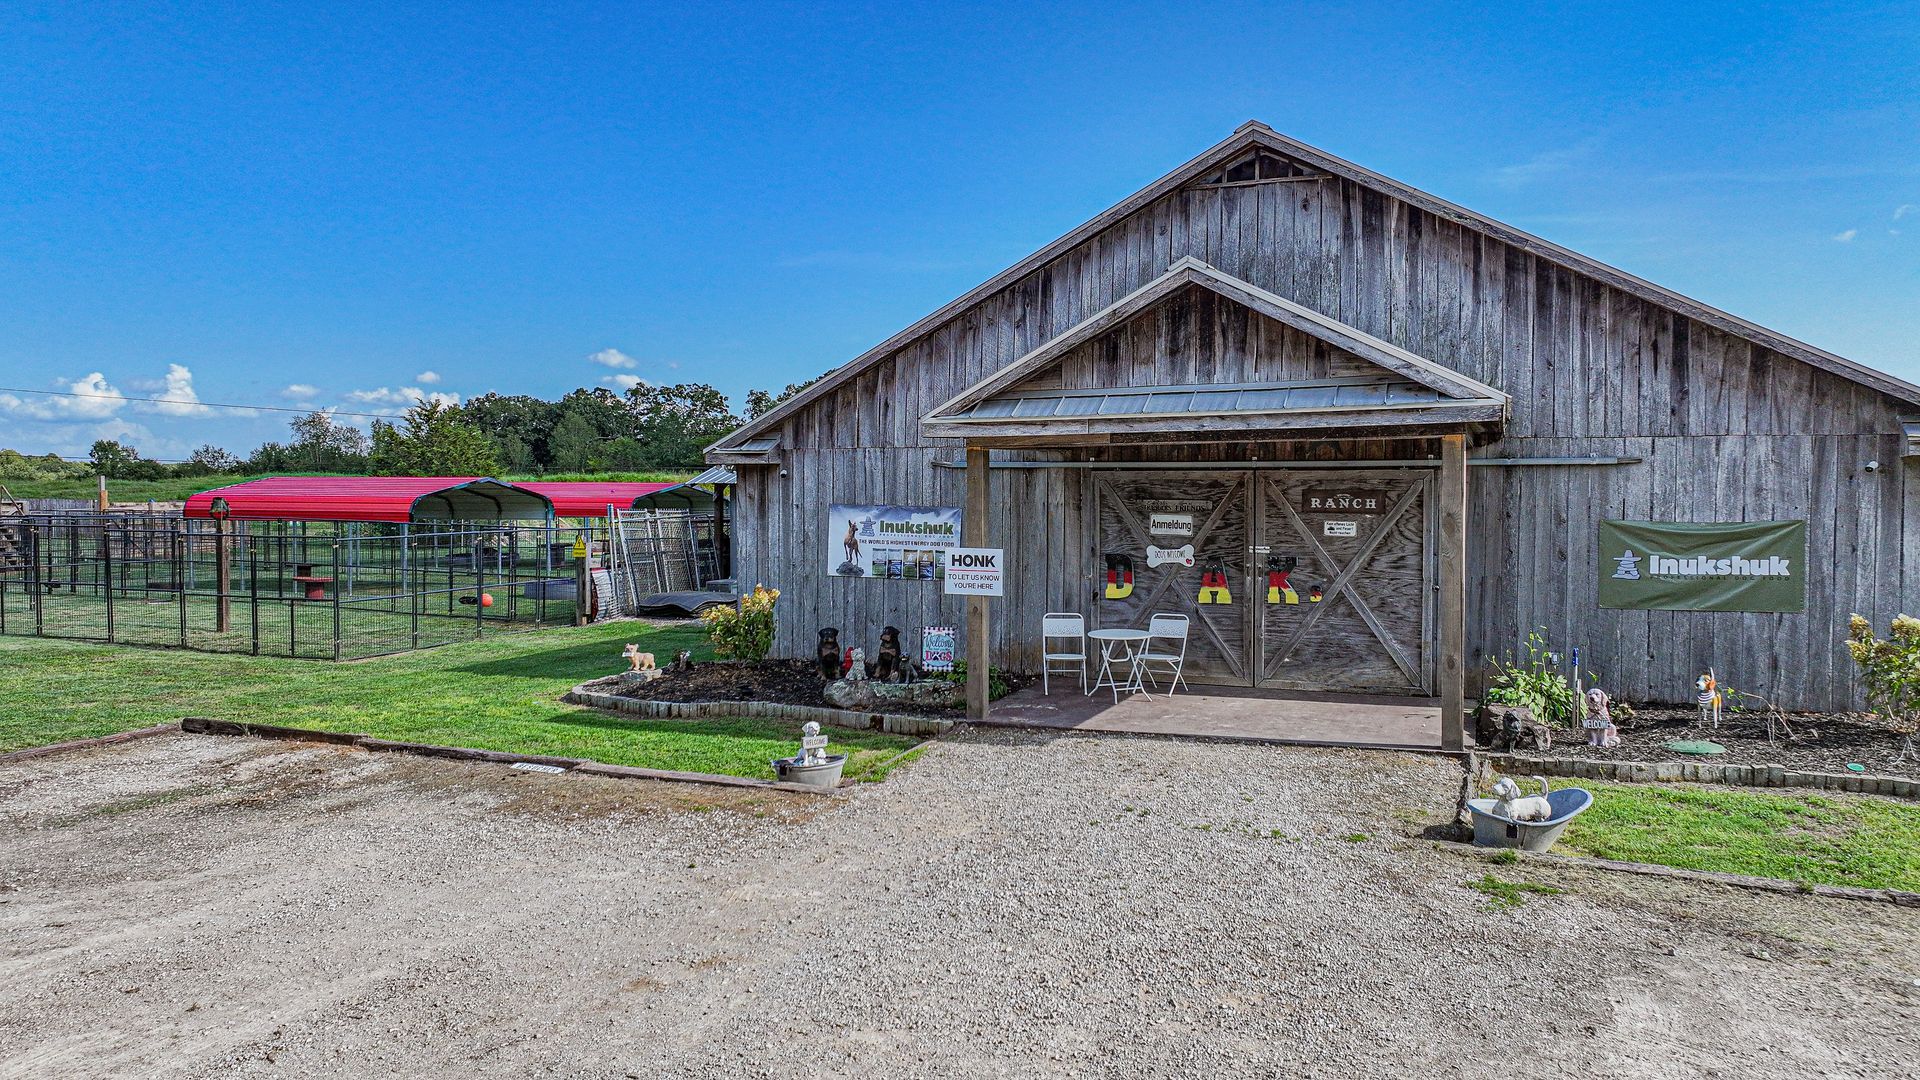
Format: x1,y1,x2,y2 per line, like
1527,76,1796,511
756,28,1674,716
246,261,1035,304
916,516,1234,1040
607,658,1022,718
1517,704,1918,778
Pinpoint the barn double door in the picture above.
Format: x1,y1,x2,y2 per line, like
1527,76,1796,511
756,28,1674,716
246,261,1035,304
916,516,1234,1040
1092,470,1434,695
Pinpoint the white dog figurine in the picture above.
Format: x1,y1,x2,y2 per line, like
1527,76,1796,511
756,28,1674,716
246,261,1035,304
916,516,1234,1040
845,647,868,681
1491,775,1555,822
622,644,655,672
1582,687,1620,748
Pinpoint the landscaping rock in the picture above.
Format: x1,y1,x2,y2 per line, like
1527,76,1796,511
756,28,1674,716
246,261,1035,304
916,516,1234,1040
823,677,963,712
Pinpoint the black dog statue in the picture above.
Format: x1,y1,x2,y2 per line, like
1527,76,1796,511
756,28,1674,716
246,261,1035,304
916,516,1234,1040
816,627,843,680
871,625,905,682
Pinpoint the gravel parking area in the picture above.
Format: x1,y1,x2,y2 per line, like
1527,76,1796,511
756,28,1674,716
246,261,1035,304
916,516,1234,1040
3,728,1918,1078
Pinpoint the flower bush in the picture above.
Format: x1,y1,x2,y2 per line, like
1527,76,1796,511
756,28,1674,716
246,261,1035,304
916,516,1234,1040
1845,613,1920,736
700,584,778,662
1484,628,1579,726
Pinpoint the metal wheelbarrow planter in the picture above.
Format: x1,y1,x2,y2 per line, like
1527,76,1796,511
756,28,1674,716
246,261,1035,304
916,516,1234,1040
1466,787,1594,852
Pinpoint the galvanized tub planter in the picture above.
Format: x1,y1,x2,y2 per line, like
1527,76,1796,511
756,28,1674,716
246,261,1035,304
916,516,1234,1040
1466,787,1594,852
772,753,846,789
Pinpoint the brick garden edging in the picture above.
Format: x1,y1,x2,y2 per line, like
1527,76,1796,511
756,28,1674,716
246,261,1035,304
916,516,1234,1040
178,716,837,795
0,722,180,766
1481,752,1919,800
563,684,955,738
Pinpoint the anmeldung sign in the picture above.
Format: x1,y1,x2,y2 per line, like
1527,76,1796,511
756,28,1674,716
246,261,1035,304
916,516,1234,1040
1302,488,1386,514
1148,513,1194,536
828,504,962,579
1323,521,1358,538
943,548,1005,596
1598,520,1807,612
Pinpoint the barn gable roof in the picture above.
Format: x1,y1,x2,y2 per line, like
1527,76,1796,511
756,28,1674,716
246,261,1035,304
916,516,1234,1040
710,122,1920,457
927,258,1506,419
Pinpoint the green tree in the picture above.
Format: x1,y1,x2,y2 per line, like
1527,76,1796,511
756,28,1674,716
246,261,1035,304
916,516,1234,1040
88,439,141,479
625,382,739,468
546,411,600,472
744,378,818,420
186,444,241,473
249,410,371,472
369,400,499,476
461,393,559,468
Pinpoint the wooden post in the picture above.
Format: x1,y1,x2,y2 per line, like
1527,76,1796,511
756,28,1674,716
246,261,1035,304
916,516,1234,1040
964,445,990,720
96,474,107,512
214,518,231,633
1438,433,1468,750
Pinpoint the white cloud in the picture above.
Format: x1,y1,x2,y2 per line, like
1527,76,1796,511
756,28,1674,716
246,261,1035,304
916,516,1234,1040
0,372,126,420
142,363,213,416
600,374,647,391
282,383,320,399
1896,204,1915,221
1491,140,1598,189
345,385,460,413
589,348,638,369
415,370,441,384
1833,229,1858,242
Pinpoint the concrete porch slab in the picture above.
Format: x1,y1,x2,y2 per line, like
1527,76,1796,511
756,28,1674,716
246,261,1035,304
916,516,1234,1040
982,682,1443,750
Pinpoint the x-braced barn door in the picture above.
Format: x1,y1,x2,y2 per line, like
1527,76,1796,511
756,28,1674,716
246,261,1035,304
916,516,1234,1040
1093,472,1252,684
1255,471,1434,694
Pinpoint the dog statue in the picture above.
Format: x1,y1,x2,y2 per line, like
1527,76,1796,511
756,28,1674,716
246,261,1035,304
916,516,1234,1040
1496,709,1553,753
622,644,655,673
872,626,905,682
1491,775,1554,822
816,628,842,681
1696,672,1722,729
845,647,869,682
1582,687,1620,748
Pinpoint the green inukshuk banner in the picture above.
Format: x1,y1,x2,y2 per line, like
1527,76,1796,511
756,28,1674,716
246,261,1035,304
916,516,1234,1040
1597,520,1807,612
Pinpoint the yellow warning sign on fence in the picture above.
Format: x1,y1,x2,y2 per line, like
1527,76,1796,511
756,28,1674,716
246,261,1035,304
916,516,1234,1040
570,536,588,560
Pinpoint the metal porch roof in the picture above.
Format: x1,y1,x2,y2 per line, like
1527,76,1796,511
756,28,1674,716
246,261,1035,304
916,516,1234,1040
945,376,1457,423
182,476,554,523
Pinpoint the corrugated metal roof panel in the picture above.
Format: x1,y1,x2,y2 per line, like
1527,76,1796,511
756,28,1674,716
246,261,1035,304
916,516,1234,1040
518,482,680,518
183,477,554,523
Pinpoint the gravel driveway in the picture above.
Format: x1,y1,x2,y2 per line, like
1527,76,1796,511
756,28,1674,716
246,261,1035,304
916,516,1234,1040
2,728,1917,1078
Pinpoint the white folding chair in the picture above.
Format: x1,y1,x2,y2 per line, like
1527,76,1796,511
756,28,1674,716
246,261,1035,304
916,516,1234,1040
1139,613,1190,695
1041,612,1087,695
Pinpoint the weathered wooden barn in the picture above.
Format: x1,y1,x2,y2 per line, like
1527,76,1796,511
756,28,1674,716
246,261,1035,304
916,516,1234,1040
707,121,1920,746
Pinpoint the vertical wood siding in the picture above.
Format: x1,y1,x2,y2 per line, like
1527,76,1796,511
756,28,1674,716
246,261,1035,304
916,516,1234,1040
734,173,1916,710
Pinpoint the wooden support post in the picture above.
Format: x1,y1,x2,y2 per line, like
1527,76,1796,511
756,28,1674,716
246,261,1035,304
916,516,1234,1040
964,445,990,721
96,473,107,512
214,518,231,633
1438,433,1468,750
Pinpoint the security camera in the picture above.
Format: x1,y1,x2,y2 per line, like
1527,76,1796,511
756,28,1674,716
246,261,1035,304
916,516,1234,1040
779,468,790,478
1865,460,1881,473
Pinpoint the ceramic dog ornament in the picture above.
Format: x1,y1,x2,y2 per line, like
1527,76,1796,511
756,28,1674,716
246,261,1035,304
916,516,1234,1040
1582,687,1620,748
1696,671,1722,728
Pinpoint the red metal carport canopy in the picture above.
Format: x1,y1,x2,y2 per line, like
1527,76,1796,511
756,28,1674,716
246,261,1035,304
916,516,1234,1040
183,477,554,523
516,482,680,518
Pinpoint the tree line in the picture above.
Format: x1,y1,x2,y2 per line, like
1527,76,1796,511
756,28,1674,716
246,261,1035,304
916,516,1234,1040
67,379,814,479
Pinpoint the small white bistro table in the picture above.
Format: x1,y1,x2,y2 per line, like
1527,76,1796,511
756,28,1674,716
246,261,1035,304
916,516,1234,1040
1087,627,1152,703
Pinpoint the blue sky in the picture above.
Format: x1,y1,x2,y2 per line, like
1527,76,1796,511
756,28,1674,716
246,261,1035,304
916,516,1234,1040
2,1,1916,459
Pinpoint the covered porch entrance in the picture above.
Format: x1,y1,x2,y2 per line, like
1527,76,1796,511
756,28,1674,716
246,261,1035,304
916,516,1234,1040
920,257,1510,749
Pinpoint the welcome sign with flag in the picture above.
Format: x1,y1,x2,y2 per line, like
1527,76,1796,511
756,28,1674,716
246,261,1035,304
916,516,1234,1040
1598,520,1807,612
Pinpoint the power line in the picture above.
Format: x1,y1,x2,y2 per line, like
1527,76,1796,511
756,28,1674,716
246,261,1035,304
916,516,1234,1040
0,385,404,420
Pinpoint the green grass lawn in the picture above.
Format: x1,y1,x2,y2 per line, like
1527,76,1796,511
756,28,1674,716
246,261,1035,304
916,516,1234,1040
0,621,920,781
1556,782,1920,892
